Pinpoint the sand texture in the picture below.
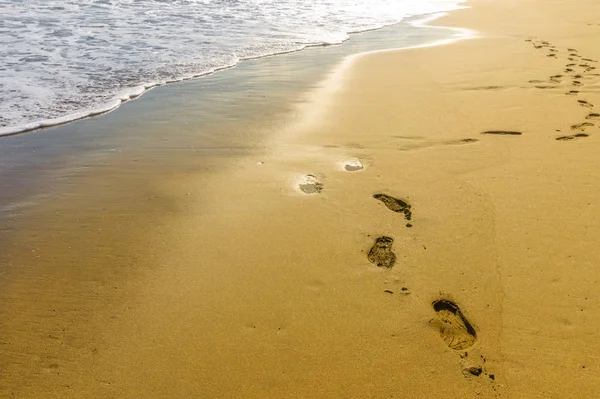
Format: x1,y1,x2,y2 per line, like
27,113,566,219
3,0,600,397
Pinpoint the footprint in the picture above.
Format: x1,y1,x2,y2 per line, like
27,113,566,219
447,138,479,145
566,63,577,67
573,81,583,86
550,74,563,82
343,159,364,172
463,366,484,378
373,194,412,221
586,113,600,120
547,54,557,58
298,175,323,194
565,68,574,73
556,133,589,141
568,48,577,52
578,100,594,108
367,236,396,269
566,90,579,95
571,122,594,131
582,58,597,63
432,299,477,350
481,130,522,135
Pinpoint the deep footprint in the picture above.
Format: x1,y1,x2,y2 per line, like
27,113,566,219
373,193,412,221
367,236,396,269
432,299,477,350
344,160,364,172
298,175,323,194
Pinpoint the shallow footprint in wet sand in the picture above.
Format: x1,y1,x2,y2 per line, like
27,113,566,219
571,122,594,131
373,193,412,221
556,133,589,141
586,113,600,120
550,74,563,83
343,159,364,172
432,299,477,350
298,175,323,194
367,236,396,269
481,130,522,136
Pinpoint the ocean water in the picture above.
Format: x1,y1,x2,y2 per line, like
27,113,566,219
0,0,464,136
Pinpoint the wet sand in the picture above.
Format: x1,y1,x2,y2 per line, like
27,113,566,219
3,0,600,397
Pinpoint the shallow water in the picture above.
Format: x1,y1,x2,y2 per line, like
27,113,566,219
0,16,468,229
0,0,463,135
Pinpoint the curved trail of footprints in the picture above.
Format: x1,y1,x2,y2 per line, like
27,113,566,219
294,33,600,385
368,192,493,383
526,38,599,140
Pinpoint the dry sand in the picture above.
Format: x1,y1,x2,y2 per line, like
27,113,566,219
3,0,600,397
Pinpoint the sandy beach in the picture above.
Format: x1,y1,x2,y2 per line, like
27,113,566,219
3,0,600,397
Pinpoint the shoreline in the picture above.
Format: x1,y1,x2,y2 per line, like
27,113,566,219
0,8,466,138
3,0,600,397
0,14,464,226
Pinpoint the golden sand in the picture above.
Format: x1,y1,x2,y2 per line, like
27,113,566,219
3,0,600,397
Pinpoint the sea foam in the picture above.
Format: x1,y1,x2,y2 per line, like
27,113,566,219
0,0,464,136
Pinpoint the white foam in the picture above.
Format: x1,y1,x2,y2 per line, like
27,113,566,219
0,0,467,136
